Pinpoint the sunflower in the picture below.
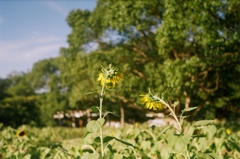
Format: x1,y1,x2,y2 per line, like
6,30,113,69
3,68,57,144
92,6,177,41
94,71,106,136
16,130,26,137
97,64,123,88
140,93,166,110
226,128,231,135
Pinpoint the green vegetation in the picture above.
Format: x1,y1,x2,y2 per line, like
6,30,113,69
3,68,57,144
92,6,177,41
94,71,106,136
0,0,240,158
0,122,239,158
1,0,239,127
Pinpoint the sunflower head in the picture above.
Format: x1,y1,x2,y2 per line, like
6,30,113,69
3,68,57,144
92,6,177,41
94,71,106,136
16,130,27,137
226,128,231,135
140,91,166,110
97,64,123,88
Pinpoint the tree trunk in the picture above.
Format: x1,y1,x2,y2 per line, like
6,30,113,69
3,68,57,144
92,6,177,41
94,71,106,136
184,91,191,109
120,104,125,126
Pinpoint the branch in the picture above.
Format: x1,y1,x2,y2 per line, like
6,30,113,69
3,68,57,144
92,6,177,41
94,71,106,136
132,69,146,79
132,46,149,60
202,72,219,93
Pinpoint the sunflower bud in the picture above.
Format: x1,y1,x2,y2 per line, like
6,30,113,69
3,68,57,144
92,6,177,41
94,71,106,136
140,91,166,110
97,64,123,88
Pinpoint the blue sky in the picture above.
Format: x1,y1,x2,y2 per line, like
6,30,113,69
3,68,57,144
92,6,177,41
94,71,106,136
0,0,97,78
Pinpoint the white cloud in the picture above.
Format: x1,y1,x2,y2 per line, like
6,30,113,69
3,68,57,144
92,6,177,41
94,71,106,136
0,36,61,61
0,35,67,78
44,1,68,16
0,37,64,61
22,43,61,60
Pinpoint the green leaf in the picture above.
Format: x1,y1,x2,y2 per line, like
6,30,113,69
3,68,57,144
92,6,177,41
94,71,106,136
86,120,100,133
160,147,170,159
157,125,172,140
113,154,123,159
204,125,217,139
114,137,138,149
172,101,179,107
141,140,151,150
81,131,91,139
194,120,214,126
192,134,207,138
97,118,105,126
90,106,99,112
181,107,198,113
186,126,195,136
103,136,115,143
93,136,116,144
228,139,240,152
38,147,51,158
197,152,218,159
161,89,168,99
173,135,192,153
103,111,120,118
81,152,100,159
181,115,190,120
94,137,101,143
84,91,98,95
23,154,31,159
166,134,179,148
207,153,219,159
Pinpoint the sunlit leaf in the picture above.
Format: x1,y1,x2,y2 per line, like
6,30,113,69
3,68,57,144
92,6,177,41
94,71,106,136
194,120,214,126
86,120,100,133
181,107,198,113
81,152,100,159
97,118,105,126
103,111,120,118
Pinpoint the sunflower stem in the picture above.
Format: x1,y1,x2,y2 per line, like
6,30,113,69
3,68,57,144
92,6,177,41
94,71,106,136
99,81,105,157
97,64,122,157
158,98,182,133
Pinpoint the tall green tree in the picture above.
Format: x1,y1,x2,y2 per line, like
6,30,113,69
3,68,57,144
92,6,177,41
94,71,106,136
0,73,40,127
156,0,240,119
61,0,240,120
58,1,166,123
3,0,238,127
28,58,67,126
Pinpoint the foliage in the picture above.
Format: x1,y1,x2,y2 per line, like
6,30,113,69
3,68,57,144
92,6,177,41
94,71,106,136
58,0,240,121
0,1,240,158
0,122,239,158
0,0,239,127
0,125,86,159
0,74,40,127
156,0,240,119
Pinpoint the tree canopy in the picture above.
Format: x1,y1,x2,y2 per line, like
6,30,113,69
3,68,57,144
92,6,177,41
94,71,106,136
1,0,239,127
